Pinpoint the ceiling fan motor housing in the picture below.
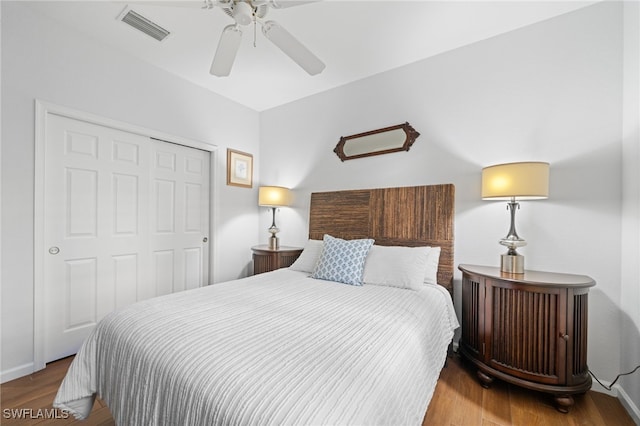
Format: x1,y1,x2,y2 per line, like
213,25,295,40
210,0,325,77
232,1,254,25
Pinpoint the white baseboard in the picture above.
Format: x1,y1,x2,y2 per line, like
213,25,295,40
616,384,640,425
578,379,639,424
1,362,34,384
591,380,618,397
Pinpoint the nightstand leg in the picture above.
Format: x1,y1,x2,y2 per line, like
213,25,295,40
477,370,494,388
554,395,574,413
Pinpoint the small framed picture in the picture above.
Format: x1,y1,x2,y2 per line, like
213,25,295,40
227,148,253,188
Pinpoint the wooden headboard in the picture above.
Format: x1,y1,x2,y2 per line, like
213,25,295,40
309,184,455,293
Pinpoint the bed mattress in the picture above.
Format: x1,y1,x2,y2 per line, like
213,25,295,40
54,268,458,425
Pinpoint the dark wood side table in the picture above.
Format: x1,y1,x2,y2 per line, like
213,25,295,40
251,245,303,275
458,264,595,413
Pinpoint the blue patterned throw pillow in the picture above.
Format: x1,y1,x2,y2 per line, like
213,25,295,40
311,234,374,286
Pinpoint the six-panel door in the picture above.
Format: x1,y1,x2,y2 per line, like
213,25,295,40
43,114,210,362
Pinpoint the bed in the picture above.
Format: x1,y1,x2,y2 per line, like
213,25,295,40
54,184,458,425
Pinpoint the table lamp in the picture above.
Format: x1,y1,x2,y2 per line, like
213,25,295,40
482,162,549,274
258,186,292,250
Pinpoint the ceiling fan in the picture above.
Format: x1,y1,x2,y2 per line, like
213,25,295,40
140,0,325,77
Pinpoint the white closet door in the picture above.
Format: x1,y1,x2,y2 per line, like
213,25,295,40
149,139,210,297
43,114,209,362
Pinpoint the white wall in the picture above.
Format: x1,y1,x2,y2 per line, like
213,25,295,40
621,1,640,421
261,0,633,405
1,2,261,381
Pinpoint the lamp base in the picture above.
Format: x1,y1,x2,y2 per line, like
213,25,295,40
268,236,280,250
501,253,524,274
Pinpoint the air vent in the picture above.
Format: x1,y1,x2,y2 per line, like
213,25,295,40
118,8,170,42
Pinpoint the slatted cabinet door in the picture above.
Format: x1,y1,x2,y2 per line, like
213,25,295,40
460,273,484,360
485,279,566,385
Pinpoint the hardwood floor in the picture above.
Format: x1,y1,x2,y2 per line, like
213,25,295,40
0,357,113,426
1,354,634,425
423,355,635,426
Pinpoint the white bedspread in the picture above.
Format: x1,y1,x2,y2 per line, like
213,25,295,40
54,269,458,425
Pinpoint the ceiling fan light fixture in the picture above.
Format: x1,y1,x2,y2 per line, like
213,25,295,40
269,0,319,9
233,1,254,26
262,20,325,75
210,24,243,76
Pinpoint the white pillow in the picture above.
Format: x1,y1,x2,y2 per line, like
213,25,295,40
289,239,323,273
424,246,441,285
362,245,430,290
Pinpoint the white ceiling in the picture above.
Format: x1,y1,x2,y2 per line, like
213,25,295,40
24,1,596,111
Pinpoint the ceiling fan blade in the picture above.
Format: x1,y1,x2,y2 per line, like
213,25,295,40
122,0,214,9
268,0,320,9
261,20,325,75
210,25,243,77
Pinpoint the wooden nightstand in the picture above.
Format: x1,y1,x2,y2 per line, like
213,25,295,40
251,245,303,275
458,264,595,413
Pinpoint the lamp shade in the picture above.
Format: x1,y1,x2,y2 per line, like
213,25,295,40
482,162,549,200
258,186,292,207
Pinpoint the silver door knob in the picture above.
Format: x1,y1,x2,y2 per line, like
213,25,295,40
49,247,60,255
202,237,208,243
